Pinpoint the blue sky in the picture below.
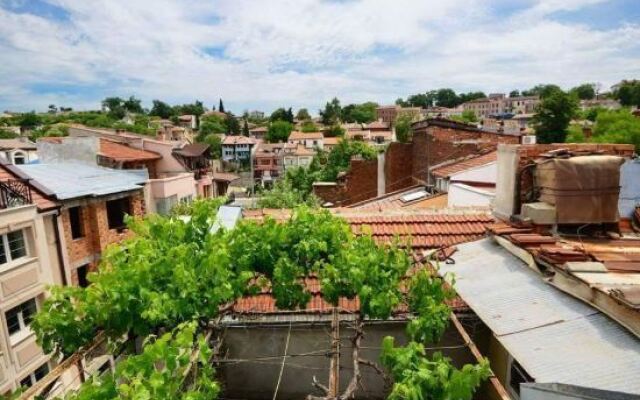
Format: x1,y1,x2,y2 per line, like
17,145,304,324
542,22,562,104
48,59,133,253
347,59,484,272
1,0,639,114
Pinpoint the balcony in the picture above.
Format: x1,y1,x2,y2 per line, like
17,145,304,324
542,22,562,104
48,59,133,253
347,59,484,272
0,180,32,210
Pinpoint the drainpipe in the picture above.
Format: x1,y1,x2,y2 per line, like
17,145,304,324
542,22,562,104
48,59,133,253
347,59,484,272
52,209,69,286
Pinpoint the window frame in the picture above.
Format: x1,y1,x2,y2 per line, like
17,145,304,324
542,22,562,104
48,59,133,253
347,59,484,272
6,298,38,344
19,362,49,389
0,230,28,267
106,198,131,231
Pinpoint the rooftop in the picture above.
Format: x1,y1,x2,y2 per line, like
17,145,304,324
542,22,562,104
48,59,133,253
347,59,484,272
0,162,57,211
0,138,37,151
288,131,323,140
17,163,147,200
348,186,448,211
221,135,256,145
431,151,497,178
173,143,210,158
99,139,161,162
443,238,640,395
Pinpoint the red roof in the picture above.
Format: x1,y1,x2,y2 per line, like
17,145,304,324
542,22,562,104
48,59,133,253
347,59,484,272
288,131,323,140
222,135,256,145
99,139,161,162
431,151,497,178
348,186,448,211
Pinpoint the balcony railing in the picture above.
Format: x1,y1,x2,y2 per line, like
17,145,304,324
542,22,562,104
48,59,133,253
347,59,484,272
0,179,32,209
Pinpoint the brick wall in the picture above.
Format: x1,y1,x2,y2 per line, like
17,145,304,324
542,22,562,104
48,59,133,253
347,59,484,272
312,183,345,206
343,158,378,204
385,143,413,193
62,191,145,285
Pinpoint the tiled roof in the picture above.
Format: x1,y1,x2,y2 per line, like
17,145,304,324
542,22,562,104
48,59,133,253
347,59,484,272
487,221,640,337
211,171,240,182
348,186,448,211
366,120,390,129
288,131,323,140
431,151,497,178
0,139,37,151
173,143,210,157
323,137,342,145
222,135,256,145
99,139,161,162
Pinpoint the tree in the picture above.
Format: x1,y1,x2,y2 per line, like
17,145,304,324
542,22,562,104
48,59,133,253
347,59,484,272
48,104,57,114
18,112,41,131
434,88,459,108
218,98,225,113
532,88,578,143
30,201,488,400
320,98,342,125
270,107,294,123
522,84,562,98
460,110,478,123
570,83,596,100
198,115,227,137
200,133,222,159
257,177,319,208
266,120,293,143
149,100,175,119
123,96,144,114
296,108,311,121
225,113,241,135
592,109,640,151
301,120,318,133
101,97,126,119
509,90,520,98
242,119,250,136
342,102,378,123
613,80,640,107
324,124,345,137
395,113,413,143
175,100,206,126
457,91,486,104
0,129,18,139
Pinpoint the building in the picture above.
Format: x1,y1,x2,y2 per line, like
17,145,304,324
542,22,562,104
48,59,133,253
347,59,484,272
177,115,197,130
462,95,539,118
375,105,422,125
579,99,621,110
0,162,63,394
0,139,38,165
287,131,324,150
322,136,342,151
248,110,264,120
221,135,256,163
16,162,147,287
67,126,216,211
431,151,497,208
282,143,315,170
248,126,267,141
345,129,393,146
253,143,284,186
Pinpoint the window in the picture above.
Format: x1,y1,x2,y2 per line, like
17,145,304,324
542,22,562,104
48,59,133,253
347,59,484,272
6,298,37,336
106,198,131,230
13,153,25,165
68,207,84,239
19,363,49,388
77,264,89,288
508,359,533,398
0,230,27,266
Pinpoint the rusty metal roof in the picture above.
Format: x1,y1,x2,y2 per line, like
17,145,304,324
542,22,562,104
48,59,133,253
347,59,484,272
443,238,640,395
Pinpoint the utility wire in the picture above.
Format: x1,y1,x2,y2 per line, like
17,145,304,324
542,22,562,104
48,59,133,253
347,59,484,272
272,321,292,400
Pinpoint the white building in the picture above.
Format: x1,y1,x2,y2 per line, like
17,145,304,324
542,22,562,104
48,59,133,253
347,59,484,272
221,136,256,162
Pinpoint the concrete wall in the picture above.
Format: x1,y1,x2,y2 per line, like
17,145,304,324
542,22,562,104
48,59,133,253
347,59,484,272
0,205,58,394
219,320,477,400
450,162,497,184
448,183,494,208
619,159,640,219
37,137,98,165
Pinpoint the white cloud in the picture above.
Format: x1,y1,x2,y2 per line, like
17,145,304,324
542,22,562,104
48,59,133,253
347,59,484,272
0,0,638,113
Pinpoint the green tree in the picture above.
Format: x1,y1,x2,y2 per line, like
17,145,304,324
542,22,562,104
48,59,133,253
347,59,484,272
0,129,18,139
149,100,175,119
532,88,578,143
101,97,126,119
198,116,226,137
613,80,640,107
257,177,319,208
270,107,294,123
266,120,293,143
434,88,460,108
522,84,562,98
301,120,318,133
18,112,41,131
242,119,250,136
395,113,413,143
225,113,241,135
218,98,225,113
296,108,311,120
460,109,477,123
199,134,222,159
592,109,640,151
509,90,520,97
324,124,345,137
48,104,57,114
320,97,342,125
570,83,596,100
457,91,486,104
341,102,378,123
123,96,144,114
175,100,206,126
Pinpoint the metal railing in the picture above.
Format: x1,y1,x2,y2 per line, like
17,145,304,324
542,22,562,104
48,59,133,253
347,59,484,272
0,179,32,209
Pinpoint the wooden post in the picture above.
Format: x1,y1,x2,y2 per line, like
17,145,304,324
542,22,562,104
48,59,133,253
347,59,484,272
328,307,340,397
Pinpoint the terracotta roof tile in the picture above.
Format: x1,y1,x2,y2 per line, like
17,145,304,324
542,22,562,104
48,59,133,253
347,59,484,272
98,139,161,162
288,131,323,140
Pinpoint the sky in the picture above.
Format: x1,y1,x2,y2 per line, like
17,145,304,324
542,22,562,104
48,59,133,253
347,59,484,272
1,0,639,114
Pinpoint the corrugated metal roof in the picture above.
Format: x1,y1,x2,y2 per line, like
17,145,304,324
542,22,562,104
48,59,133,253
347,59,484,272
442,238,640,395
17,163,147,200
